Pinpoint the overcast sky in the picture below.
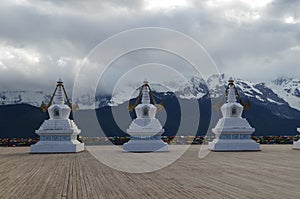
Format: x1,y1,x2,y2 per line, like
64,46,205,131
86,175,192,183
0,0,299,93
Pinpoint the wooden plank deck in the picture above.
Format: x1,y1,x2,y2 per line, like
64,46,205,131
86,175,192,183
0,145,300,199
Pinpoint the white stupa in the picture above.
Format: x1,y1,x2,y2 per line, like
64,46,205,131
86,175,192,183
208,78,260,151
293,128,300,149
30,79,84,153
123,80,168,152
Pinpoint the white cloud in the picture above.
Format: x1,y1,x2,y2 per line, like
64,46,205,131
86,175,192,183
0,44,40,71
284,16,297,24
144,0,192,11
0,0,299,92
224,9,261,23
290,46,300,51
240,0,273,8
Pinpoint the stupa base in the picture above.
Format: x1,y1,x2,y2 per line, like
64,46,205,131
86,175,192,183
208,139,260,151
293,141,300,149
30,141,84,153
123,139,168,152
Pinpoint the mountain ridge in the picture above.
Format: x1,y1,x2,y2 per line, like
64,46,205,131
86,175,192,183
0,75,298,112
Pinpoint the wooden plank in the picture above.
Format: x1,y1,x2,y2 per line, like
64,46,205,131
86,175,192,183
0,145,300,198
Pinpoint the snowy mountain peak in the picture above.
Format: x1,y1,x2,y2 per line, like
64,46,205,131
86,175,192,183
206,74,226,98
0,91,50,107
267,77,300,111
272,77,300,97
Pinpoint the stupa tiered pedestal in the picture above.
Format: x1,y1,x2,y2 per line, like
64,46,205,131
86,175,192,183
123,123,167,152
30,79,84,153
208,79,260,151
123,136,168,152
293,128,300,149
123,81,168,152
30,119,84,153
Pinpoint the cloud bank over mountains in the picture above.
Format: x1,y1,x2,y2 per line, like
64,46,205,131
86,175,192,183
0,0,299,93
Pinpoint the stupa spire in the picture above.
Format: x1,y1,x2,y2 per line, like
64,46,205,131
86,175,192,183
54,78,64,105
141,80,150,104
227,78,237,103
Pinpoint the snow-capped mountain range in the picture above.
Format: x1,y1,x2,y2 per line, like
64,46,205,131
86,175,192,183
0,75,299,138
0,75,299,112
0,91,51,107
